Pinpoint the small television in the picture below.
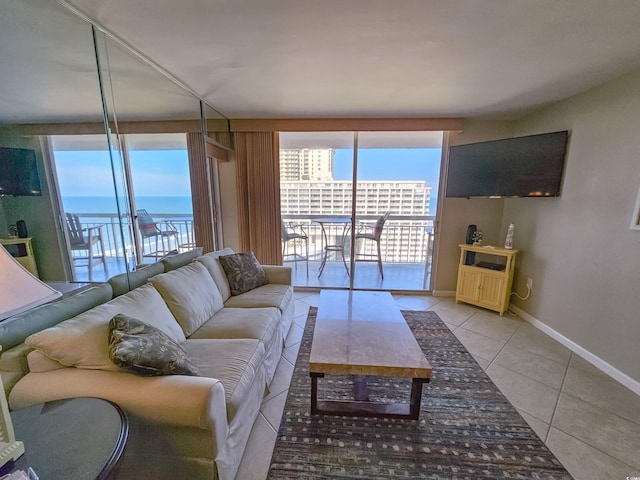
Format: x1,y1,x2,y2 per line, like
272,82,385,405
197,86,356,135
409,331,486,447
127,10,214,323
0,147,42,196
446,131,569,198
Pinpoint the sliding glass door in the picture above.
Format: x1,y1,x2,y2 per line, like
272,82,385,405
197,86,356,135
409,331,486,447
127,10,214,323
280,132,354,288
353,132,442,290
127,134,193,260
279,131,442,291
50,133,194,281
50,134,128,282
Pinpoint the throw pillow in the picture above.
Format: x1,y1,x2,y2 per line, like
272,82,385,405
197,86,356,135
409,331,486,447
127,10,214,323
108,314,199,377
218,251,268,296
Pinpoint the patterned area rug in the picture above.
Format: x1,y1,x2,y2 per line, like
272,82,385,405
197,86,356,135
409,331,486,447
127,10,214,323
267,308,572,479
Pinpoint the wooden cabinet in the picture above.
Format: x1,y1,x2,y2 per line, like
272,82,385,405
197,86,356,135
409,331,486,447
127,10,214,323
456,244,518,315
0,237,38,277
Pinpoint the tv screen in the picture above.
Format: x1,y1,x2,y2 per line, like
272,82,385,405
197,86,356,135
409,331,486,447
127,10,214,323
0,147,42,196
446,131,569,198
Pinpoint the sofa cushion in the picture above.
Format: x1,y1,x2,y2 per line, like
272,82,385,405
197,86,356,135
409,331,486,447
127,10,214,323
218,251,268,296
25,303,120,371
161,247,203,272
223,284,293,315
196,248,235,301
181,338,265,422
0,343,32,396
189,307,280,346
109,262,165,297
109,284,185,343
24,284,183,371
26,350,66,372
150,262,224,336
109,314,199,377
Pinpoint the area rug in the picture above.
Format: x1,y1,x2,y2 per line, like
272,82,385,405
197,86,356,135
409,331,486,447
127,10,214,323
267,308,572,479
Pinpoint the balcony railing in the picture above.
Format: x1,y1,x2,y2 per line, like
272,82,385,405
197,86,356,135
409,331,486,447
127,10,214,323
71,214,431,263
69,213,433,286
68,213,195,261
282,214,434,265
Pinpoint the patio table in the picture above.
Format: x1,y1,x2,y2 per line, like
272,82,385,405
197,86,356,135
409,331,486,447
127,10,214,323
312,217,354,277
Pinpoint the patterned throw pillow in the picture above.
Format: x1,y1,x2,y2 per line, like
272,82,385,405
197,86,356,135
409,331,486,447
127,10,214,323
218,251,268,296
108,314,199,377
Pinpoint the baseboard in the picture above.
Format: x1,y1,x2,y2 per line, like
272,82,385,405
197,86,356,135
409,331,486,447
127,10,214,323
432,290,456,297
511,305,640,396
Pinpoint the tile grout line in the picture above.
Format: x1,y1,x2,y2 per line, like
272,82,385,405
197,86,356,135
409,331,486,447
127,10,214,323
544,351,572,443
486,345,568,392
547,419,640,473
481,321,563,428
484,320,522,372
559,388,640,428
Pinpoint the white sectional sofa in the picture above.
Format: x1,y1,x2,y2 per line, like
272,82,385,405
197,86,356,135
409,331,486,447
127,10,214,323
0,248,294,480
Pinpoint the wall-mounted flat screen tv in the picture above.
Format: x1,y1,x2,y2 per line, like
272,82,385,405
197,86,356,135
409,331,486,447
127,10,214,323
0,147,42,196
446,131,569,198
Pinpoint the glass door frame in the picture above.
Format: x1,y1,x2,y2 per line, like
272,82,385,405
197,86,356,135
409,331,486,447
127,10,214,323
280,130,442,292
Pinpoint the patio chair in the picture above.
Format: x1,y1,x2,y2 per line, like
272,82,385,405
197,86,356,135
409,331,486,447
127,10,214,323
65,213,108,281
354,211,390,278
281,219,309,276
136,209,179,259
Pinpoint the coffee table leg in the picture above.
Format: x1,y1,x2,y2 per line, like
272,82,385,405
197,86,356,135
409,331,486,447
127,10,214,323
353,375,369,401
310,372,324,414
311,373,429,419
409,378,428,420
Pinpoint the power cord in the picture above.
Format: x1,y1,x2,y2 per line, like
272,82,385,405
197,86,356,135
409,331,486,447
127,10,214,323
510,285,531,301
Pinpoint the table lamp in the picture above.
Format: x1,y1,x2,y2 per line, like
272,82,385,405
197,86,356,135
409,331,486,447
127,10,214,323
0,244,61,321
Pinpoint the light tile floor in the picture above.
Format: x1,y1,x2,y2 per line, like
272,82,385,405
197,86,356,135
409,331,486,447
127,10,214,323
235,293,640,480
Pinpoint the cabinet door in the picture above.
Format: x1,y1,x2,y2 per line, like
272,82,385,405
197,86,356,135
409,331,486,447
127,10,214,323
457,267,482,302
478,272,505,309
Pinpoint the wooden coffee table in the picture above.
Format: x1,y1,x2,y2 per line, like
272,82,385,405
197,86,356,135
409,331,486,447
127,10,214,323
309,290,432,420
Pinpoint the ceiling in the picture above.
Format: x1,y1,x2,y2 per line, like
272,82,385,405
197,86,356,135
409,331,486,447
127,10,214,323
3,0,640,124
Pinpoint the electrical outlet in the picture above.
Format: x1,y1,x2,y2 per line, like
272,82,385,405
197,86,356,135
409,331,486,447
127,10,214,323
526,277,533,289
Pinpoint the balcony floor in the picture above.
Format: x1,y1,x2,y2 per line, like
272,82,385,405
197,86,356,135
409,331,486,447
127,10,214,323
288,260,431,291
70,258,431,292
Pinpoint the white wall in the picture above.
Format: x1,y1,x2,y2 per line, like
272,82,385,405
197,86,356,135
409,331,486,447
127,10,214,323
504,68,640,383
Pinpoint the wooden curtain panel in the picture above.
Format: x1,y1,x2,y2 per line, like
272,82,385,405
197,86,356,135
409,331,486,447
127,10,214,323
233,132,282,265
187,132,216,253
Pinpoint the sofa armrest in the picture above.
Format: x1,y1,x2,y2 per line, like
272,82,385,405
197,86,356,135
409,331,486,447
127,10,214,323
262,265,292,285
9,369,229,438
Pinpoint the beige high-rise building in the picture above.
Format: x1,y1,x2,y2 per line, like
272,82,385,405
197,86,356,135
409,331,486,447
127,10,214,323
280,148,333,181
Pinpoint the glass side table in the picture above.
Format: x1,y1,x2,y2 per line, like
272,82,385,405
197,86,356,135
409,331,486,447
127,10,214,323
1,398,128,480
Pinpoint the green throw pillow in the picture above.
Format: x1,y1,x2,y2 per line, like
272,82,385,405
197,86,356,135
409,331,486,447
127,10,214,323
218,251,268,296
108,314,199,377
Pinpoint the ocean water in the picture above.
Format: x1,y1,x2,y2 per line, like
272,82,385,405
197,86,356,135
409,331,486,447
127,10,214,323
62,196,193,217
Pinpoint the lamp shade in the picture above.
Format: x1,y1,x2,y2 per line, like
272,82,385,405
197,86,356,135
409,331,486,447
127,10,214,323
0,244,61,321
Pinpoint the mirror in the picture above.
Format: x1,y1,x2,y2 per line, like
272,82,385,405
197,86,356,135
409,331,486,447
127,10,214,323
0,0,228,286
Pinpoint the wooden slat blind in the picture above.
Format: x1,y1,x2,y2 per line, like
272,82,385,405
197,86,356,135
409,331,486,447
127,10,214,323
187,132,216,253
233,132,282,265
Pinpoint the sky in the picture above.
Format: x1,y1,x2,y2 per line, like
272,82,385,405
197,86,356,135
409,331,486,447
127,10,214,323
54,150,191,197
334,148,441,183
334,148,443,209
55,147,443,210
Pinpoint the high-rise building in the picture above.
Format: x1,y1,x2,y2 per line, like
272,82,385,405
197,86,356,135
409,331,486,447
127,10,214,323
281,180,431,262
281,180,430,217
280,149,333,181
